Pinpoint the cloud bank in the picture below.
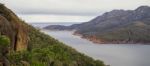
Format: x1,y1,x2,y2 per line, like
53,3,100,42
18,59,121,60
0,0,150,22
1,0,150,16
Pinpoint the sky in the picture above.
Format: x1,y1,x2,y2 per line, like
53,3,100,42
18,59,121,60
0,0,150,23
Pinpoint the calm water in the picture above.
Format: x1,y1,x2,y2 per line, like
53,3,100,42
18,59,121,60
42,30,150,66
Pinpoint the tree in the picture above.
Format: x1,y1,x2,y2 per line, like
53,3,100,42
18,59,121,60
0,35,10,47
0,35,10,55
0,35,10,66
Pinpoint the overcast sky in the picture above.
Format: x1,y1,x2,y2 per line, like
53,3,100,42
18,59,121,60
0,0,150,23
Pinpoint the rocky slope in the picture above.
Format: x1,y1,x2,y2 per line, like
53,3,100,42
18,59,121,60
0,3,28,51
0,3,105,66
44,6,150,44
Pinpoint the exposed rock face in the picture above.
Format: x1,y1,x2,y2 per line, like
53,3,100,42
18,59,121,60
0,3,106,66
0,4,28,51
0,15,15,50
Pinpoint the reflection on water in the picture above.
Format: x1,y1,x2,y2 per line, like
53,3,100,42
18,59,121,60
43,30,150,66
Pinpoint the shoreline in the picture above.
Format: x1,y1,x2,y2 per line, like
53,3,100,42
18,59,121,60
73,32,150,44
43,29,150,44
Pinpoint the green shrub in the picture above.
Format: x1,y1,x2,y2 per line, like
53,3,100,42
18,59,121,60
0,35,10,47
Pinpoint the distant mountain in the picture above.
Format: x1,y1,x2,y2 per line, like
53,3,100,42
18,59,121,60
44,6,150,44
0,3,105,66
44,24,80,30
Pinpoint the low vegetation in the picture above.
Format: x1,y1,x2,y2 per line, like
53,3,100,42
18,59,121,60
6,26,105,66
0,3,105,66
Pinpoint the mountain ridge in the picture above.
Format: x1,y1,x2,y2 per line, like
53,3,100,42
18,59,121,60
44,5,150,44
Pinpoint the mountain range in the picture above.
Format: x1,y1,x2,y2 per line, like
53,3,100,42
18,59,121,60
44,6,150,44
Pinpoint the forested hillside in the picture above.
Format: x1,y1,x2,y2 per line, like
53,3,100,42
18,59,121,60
0,3,105,66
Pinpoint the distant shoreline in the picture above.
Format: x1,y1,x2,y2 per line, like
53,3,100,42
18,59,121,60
73,31,150,44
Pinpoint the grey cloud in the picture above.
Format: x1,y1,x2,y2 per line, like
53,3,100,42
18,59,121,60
0,0,150,16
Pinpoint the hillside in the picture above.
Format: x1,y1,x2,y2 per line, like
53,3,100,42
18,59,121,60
44,6,150,44
0,3,105,66
74,6,150,44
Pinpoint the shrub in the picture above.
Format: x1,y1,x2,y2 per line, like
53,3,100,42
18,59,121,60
0,35,10,47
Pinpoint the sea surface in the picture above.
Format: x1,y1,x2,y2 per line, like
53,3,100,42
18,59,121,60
43,30,150,66
32,23,150,66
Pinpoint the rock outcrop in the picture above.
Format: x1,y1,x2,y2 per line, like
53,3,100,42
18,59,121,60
0,3,105,66
0,4,28,51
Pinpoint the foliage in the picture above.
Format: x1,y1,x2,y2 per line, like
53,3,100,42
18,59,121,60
7,27,105,66
0,35,10,47
96,21,150,43
77,20,150,43
0,3,105,66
